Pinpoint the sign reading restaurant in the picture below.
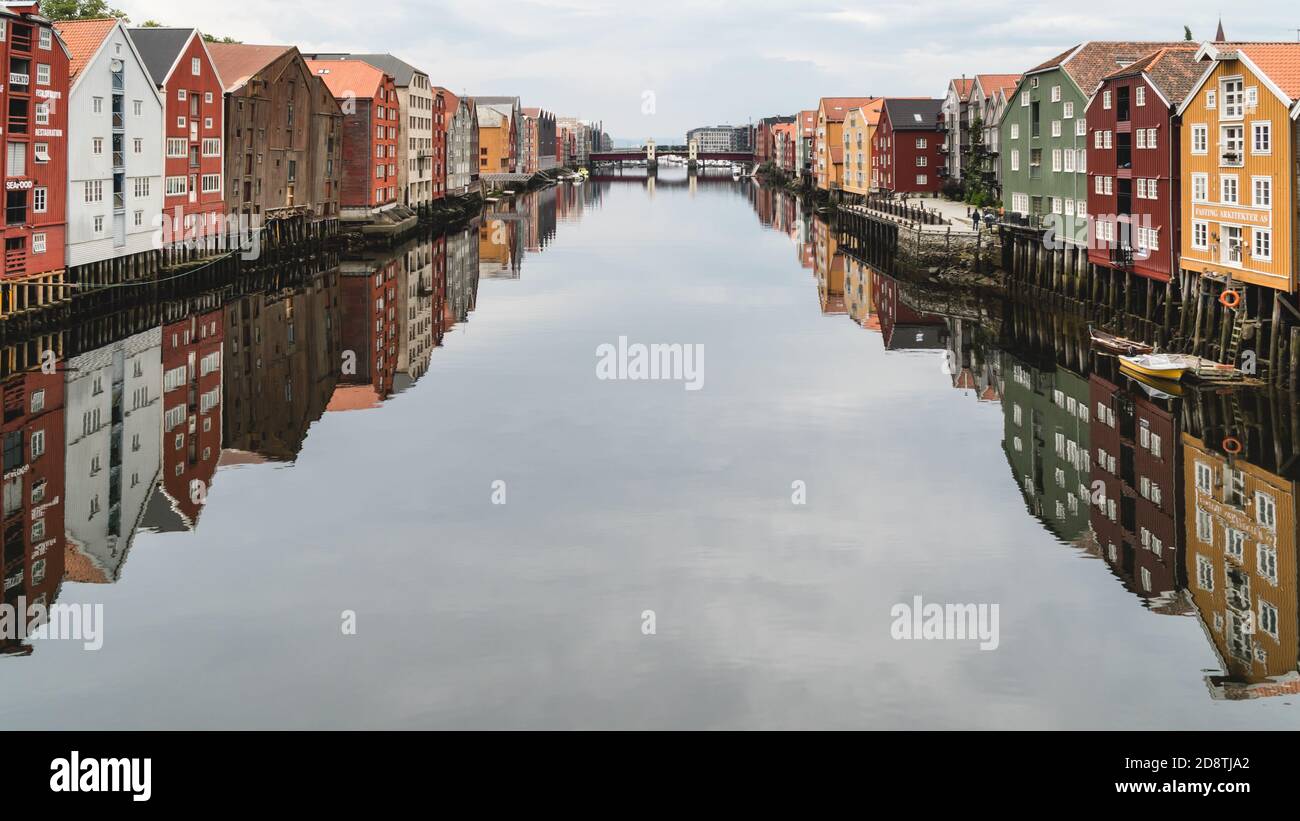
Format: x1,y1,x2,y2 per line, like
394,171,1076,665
1192,203,1271,228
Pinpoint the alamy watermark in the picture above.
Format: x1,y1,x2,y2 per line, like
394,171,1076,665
0,597,103,650
890,595,999,650
596,336,704,390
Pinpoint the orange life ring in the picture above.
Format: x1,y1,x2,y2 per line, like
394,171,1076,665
1223,436,1243,455
1219,289,1241,309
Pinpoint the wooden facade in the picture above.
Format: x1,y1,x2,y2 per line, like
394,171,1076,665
307,60,398,215
872,99,943,195
208,43,342,222
1,6,71,319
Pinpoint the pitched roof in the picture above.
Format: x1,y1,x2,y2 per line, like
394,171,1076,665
347,53,422,86
975,73,1021,99
949,77,975,100
477,105,506,127
305,59,388,99
1028,41,1185,94
207,42,292,92
1102,44,1202,106
54,18,118,80
1215,42,1300,100
475,95,519,107
819,96,879,123
882,98,942,130
126,26,196,86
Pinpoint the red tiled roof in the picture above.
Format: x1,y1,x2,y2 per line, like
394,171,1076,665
54,18,119,81
306,59,387,99
819,96,879,123
1102,44,1202,106
1028,41,1186,94
1216,42,1300,100
949,77,975,100
975,73,1021,98
207,42,293,92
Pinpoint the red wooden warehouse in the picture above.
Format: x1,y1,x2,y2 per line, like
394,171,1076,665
1085,45,1201,282
128,26,227,247
871,98,943,195
306,59,398,218
1,4,70,318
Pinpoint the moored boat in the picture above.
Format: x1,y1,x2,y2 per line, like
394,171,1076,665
1118,353,1200,381
1089,325,1154,356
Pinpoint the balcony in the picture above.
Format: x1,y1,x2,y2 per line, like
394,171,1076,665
8,73,29,88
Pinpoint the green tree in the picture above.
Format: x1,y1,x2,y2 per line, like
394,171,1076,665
202,33,241,44
42,0,129,20
960,115,996,207
1184,25,1193,41
140,20,163,27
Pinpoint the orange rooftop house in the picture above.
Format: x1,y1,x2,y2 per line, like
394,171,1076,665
306,59,398,220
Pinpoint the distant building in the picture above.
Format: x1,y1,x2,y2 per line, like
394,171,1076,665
475,96,522,172
439,89,479,196
795,110,817,179
521,107,556,172
686,125,747,152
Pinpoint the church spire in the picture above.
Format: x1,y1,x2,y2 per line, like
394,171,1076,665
1215,16,1225,41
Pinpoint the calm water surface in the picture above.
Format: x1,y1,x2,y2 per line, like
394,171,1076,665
4,168,1298,729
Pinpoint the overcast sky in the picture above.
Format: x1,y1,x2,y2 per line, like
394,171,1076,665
122,1,1292,141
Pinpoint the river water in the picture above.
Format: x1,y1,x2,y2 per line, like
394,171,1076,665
3,167,1297,729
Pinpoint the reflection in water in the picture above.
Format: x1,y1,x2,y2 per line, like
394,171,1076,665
1,183,603,661
749,184,1300,703
3,176,1297,725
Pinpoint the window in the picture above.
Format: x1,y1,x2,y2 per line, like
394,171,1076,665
93,215,103,233
1260,601,1279,638
36,62,49,85
1191,124,1208,154
133,137,142,153
1188,217,1208,249
31,232,45,253
1103,90,1112,109
85,179,102,203
32,186,45,213
92,136,102,154
166,176,187,196
1222,77,1244,119
133,177,149,197
1192,173,1208,202
202,138,220,156
1256,491,1277,529
192,57,201,76
1253,228,1272,261
167,137,186,158
1063,101,1074,118
178,116,186,128
93,96,103,114
1136,129,1146,149
205,91,213,104
133,99,142,116
1198,555,1216,590
1206,89,1216,109
1010,150,1019,171
1253,121,1271,154
201,174,220,193
39,27,51,50
134,210,142,226
33,142,48,163
1051,120,1061,137
1258,544,1278,584
30,429,44,459
1253,176,1271,208
1221,175,1239,204
1145,128,1156,149
1221,124,1244,163
1075,119,1086,137
178,89,187,102
1136,86,1145,106
1010,123,1019,139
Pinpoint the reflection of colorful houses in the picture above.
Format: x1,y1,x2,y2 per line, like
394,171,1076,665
1182,433,1300,699
812,217,845,314
479,209,522,279
63,329,162,583
1000,353,1092,541
328,255,399,411
222,269,340,460
154,309,224,528
843,256,879,330
946,317,999,401
445,219,480,330
393,236,439,393
871,272,946,350
1,359,66,656
1089,373,1184,604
